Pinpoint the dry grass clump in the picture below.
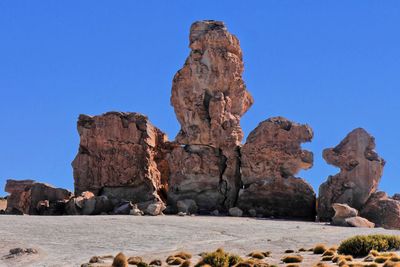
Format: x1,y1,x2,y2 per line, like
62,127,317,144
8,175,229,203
284,249,295,253
167,256,185,265
128,256,143,265
313,244,327,254
174,252,192,260
137,262,149,267
298,248,307,252
149,259,162,266
285,264,299,267
313,263,330,267
384,261,400,267
281,254,303,263
338,235,400,257
112,252,128,267
322,250,335,256
374,256,389,263
195,248,242,267
247,251,265,259
180,260,191,267
321,255,334,261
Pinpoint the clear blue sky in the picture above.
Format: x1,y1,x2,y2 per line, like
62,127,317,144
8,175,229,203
1,1,399,197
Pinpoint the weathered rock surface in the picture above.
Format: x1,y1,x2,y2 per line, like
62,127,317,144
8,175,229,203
171,20,253,147
318,128,385,221
331,203,358,226
72,112,169,205
331,203,374,228
237,117,316,220
345,216,375,228
167,144,241,212
360,191,400,229
5,179,71,215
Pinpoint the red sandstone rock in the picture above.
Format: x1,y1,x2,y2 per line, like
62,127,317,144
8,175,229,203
5,179,71,215
360,191,400,229
317,128,385,221
171,20,253,147
167,20,247,212
167,144,241,212
72,112,169,205
237,117,315,219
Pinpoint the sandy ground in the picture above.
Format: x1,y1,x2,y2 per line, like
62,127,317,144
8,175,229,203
1,215,400,267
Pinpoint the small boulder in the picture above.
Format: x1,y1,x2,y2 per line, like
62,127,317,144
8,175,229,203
229,207,243,217
177,199,198,215
145,202,166,216
331,203,358,226
345,216,375,228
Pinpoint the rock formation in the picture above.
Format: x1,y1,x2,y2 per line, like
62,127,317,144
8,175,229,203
360,191,400,229
5,179,72,215
237,117,316,220
167,20,251,212
72,112,169,208
317,128,385,221
171,20,253,147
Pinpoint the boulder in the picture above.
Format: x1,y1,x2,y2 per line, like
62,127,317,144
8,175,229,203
345,216,375,228
237,117,316,220
176,199,198,215
72,112,169,206
5,179,72,215
145,202,166,216
171,20,253,148
113,201,133,215
228,207,243,217
318,128,385,221
360,191,400,229
331,203,358,226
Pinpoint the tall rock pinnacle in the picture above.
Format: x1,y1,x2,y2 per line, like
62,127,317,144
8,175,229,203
171,20,253,147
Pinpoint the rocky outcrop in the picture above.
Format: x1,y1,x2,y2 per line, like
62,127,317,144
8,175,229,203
167,145,241,212
72,112,169,206
360,192,400,230
171,20,253,147
331,203,374,228
167,20,249,212
237,117,316,220
317,128,385,221
5,179,72,215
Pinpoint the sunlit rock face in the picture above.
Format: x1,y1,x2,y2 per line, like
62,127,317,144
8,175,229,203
318,128,385,221
5,179,71,215
72,112,169,205
171,20,253,147
237,117,316,220
168,20,251,211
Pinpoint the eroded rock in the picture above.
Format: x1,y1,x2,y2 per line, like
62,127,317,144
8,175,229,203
318,128,385,221
237,117,316,220
72,112,169,206
171,20,253,147
360,191,400,229
167,145,241,212
5,179,71,215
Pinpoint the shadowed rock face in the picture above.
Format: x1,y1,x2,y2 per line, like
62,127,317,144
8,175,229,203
171,20,253,147
318,128,385,221
167,145,240,212
72,112,169,204
360,192,400,229
5,179,71,215
237,117,316,220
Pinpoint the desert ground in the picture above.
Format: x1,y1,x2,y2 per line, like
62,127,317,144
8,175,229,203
1,215,400,267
